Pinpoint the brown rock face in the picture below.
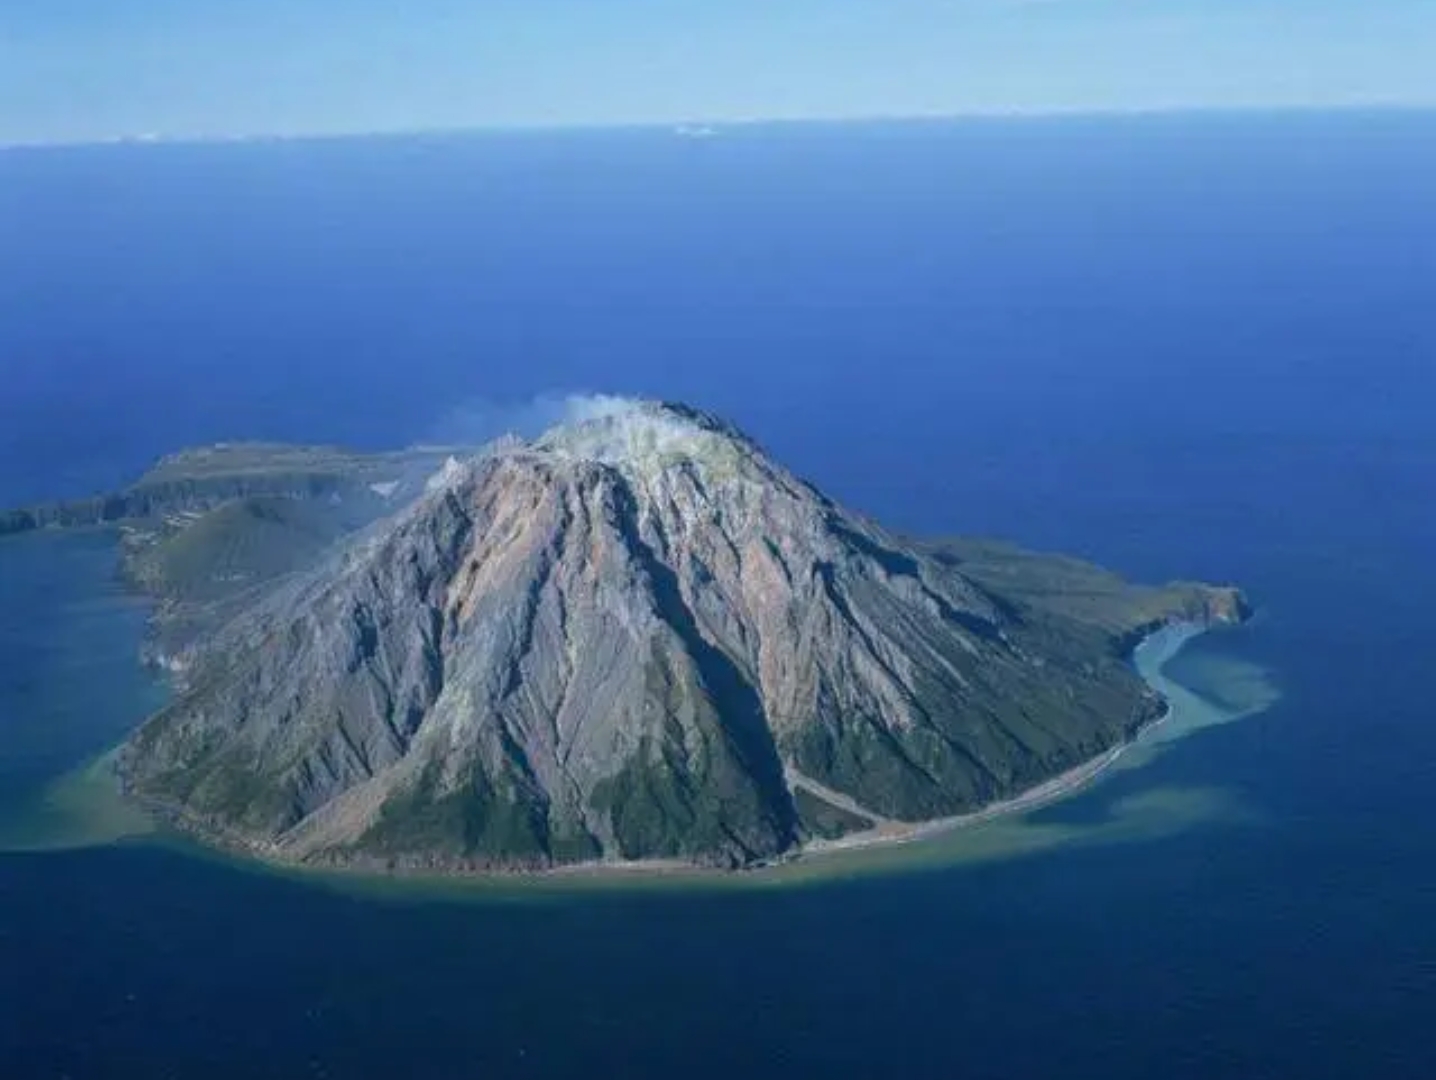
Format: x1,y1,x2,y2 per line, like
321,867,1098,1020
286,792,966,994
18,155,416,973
120,401,1247,871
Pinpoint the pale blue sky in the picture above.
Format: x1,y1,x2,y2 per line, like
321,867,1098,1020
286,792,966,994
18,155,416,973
2,1,1434,143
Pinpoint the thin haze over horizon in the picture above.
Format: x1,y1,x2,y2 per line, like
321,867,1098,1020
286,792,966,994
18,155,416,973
3,1,1435,145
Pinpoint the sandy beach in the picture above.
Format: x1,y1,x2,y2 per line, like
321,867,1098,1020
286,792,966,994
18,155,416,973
793,621,1208,861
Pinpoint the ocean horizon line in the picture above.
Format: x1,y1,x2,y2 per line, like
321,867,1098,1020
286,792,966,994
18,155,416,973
4,101,1434,154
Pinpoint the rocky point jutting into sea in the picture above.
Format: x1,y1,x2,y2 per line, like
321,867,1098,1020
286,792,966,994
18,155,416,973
5,400,1248,873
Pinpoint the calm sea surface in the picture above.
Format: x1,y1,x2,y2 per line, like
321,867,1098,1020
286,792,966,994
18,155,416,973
1,114,1434,1078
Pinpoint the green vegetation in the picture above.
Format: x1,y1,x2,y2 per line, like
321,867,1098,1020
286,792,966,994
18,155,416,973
792,788,871,841
362,764,551,863
126,497,362,602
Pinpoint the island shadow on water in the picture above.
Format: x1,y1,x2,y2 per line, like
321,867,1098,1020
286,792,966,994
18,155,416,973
1,550,1281,899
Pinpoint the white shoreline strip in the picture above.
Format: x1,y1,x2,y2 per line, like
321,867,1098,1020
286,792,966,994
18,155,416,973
794,621,1208,861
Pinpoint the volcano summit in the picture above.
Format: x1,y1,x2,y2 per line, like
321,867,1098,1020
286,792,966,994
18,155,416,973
106,401,1245,872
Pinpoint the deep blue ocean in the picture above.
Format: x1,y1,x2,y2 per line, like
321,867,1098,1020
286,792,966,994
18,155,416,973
1,113,1434,1078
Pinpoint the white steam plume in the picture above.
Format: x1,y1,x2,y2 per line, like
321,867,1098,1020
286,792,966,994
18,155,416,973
418,393,639,449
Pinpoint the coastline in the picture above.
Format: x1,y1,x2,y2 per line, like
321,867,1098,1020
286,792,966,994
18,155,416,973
788,620,1208,863
13,618,1241,891
112,620,1219,890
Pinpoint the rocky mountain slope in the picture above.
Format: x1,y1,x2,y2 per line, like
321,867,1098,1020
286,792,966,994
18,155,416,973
115,401,1246,871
